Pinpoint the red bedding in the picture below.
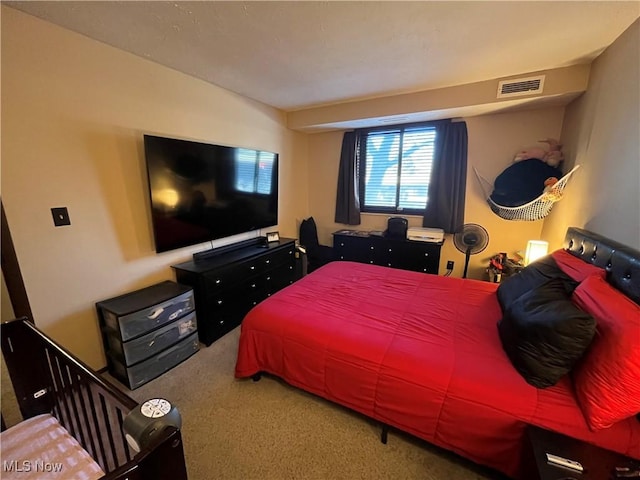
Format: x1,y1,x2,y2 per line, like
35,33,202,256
235,261,640,477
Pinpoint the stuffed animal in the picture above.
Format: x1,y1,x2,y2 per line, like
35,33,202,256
542,176,563,202
513,146,547,162
541,138,564,167
513,138,564,167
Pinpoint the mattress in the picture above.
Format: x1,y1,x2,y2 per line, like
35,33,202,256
0,413,104,480
236,261,640,477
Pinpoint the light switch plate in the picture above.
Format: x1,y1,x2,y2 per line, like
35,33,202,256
51,207,71,227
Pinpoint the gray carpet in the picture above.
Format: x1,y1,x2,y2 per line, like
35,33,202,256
123,327,504,480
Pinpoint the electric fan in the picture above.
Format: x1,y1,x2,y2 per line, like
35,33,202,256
453,223,489,278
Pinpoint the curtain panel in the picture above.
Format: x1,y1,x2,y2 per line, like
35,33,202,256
334,131,362,225
422,121,468,233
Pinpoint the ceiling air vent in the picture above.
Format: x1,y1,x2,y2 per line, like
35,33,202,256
497,75,545,98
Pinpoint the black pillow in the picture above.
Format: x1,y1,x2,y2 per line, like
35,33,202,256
497,255,578,313
497,278,596,388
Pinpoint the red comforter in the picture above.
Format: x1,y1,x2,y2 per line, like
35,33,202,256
235,262,640,477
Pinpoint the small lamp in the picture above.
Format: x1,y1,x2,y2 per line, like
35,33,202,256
525,240,549,265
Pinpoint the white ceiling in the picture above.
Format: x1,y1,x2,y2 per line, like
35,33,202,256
6,1,639,114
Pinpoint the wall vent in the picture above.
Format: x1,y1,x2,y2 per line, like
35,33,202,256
497,75,545,98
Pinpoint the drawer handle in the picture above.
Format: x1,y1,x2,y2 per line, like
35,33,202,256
251,284,256,288
266,260,270,264
266,276,271,281
388,249,392,252
340,256,344,260
250,266,255,270
168,309,183,321
216,279,221,284
217,300,223,305
147,308,164,320
424,253,429,257
340,242,344,247
289,266,293,270
369,260,373,264
219,320,224,325
370,246,374,250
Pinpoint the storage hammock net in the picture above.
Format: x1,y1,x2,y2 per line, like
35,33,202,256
473,165,580,221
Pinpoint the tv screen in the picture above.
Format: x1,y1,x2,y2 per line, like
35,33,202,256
143,135,279,253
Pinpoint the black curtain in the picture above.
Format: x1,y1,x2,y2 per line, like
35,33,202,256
422,121,468,233
334,131,361,225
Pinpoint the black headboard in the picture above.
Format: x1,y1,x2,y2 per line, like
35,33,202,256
564,227,640,305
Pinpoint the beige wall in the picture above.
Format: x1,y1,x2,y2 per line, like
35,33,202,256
308,107,566,279
542,20,640,250
1,7,308,369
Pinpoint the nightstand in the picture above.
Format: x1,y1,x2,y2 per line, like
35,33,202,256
526,426,638,480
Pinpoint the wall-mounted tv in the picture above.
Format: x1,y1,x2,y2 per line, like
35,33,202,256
143,134,279,253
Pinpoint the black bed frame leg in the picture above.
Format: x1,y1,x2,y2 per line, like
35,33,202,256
381,424,389,444
251,373,262,382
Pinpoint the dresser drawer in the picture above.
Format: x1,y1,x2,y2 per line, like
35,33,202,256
263,246,296,268
106,311,197,367
203,264,246,293
399,242,440,274
103,290,195,342
110,332,199,390
265,268,296,293
334,235,376,263
198,307,246,346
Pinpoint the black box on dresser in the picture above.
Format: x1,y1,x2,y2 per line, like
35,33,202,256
96,280,199,390
172,237,298,346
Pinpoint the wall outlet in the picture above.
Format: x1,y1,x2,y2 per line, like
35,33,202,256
446,260,455,270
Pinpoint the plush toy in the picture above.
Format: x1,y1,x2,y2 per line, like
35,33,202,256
541,138,564,167
513,146,547,162
513,138,564,167
542,176,563,202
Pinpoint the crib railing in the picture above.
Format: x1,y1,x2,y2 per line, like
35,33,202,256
1,317,188,480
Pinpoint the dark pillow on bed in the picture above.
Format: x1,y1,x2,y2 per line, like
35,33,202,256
497,278,596,388
496,255,578,313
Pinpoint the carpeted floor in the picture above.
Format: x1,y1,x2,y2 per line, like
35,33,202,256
120,327,505,480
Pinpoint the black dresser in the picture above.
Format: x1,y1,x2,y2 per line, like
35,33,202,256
172,237,297,346
96,281,199,389
333,230,442,274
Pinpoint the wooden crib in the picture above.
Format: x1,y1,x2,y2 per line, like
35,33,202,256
1,317,188,479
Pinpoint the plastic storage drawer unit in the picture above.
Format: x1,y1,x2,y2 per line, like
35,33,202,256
97,281,200,389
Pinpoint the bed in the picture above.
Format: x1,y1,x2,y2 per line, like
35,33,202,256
235,227,640,478
1,317,188,480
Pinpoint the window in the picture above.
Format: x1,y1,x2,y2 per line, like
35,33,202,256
359,123,437,215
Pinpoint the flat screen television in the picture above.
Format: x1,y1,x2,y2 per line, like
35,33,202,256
143,134,279,253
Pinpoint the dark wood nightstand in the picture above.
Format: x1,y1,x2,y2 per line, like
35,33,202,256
527,426,638,480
